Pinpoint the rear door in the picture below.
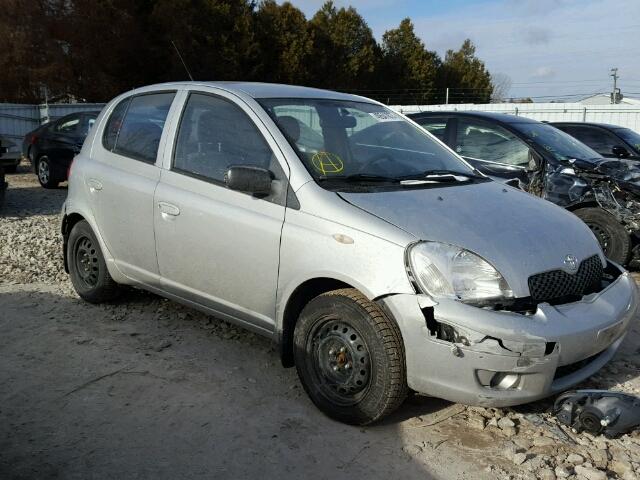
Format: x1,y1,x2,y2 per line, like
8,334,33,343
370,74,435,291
87,90,180,285
46,114,84,167
154,90,289,332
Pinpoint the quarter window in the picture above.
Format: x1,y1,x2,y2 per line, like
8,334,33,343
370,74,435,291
455,118,530,166
173,93,278,183
103,92,175,163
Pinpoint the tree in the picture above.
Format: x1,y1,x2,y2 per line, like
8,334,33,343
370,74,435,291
438,39,492,104
150,0,259,82
490,73,512,103
380,18,440,105
307,1,378,90
254,1,313,84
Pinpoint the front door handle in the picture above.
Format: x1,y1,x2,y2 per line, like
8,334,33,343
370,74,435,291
87,179,103,192
158,201,180,217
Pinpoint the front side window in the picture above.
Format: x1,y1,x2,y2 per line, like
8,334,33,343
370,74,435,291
512,123,601,163
613,128,640,154
258,98,471,184
562,126,620,156
455,118,530,167
56,117,80,134
173,93,279,184
103,92,175,163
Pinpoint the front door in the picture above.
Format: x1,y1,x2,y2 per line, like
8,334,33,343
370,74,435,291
154,91,288,332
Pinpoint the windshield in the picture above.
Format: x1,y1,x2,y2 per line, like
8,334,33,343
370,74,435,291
615,128,640,153
257,98,474,184
512,122,601,162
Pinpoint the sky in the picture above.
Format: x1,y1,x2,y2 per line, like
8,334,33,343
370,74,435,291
288,0,640,101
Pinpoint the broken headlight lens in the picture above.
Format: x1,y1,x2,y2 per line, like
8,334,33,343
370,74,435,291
408,242,513,303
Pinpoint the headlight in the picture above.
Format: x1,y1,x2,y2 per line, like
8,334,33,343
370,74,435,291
407,242,513,303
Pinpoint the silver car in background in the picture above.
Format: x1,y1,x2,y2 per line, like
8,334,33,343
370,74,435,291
61,82,638,424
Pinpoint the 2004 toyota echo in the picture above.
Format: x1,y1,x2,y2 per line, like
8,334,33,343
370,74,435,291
61,82,638,424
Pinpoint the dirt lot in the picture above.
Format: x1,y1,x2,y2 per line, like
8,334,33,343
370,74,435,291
1,162,639,480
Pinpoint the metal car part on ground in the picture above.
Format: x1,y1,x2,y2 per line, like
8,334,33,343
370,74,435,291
554,389,640,438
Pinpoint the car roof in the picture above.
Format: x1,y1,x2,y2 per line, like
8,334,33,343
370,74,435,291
408,110,540,124
550,121,627,130
130,81,371,103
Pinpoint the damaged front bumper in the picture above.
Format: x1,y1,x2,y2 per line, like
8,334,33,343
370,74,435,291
381,265,638,407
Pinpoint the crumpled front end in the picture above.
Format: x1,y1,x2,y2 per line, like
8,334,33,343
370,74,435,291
380,262,638,407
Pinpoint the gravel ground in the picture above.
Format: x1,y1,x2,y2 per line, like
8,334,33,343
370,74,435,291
1,160,639,480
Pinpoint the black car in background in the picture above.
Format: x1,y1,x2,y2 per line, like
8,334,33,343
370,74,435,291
0,140,7,208
22,111,100,188
409,111,640,266
551,122,640,160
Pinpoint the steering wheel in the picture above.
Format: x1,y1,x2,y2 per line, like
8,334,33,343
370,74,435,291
357,153,396,174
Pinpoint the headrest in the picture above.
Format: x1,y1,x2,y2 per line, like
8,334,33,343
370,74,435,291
277,116,301,143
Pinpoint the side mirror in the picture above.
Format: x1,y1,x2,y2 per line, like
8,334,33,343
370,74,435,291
225,165,272,196
526,149,542,172
612,145,630,158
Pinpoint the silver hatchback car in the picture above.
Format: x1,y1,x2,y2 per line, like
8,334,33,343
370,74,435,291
62,82,638,424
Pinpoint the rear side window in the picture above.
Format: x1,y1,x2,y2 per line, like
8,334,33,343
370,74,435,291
103,92,175,163
560,126,620,156
414,117,448,141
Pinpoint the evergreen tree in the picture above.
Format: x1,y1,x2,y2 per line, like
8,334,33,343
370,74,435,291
308,1,378,90
254,1,313,84
380,18,440,105
438,39,493,104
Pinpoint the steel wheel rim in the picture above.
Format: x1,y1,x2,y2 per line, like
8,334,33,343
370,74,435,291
74,236,99,288
307,317,371,406
38,158,50,184
588,223,610,252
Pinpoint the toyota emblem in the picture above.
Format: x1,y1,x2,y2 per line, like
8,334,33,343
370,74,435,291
563,254,579,272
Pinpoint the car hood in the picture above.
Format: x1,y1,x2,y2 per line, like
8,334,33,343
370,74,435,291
338,181,604,298
571,158,640,196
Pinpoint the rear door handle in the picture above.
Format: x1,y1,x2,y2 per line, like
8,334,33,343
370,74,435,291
158,201,180,217
87,179,103,192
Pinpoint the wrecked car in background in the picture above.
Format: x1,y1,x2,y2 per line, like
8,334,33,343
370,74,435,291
410,111,640,266
62,82,638,424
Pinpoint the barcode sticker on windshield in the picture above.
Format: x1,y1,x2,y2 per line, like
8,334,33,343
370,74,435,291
369,111,401,122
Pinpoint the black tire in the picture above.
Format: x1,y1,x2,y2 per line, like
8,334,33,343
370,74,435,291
574,207,631,265
293,288,408,425
36,156,59,189
67,220,121,303
4,164,17,173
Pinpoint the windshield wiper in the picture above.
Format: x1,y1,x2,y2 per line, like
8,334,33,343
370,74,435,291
398,169,484,183
318,174,400,183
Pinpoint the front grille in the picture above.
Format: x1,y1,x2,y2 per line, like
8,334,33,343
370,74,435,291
528,255,603,304
553,350,605,380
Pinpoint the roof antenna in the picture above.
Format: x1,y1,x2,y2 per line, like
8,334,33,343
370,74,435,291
171,40,194,81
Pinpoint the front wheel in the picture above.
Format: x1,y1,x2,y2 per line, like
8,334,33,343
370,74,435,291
67,220,121,303
293,288,407,425
573,207,631,265
37,156,59,189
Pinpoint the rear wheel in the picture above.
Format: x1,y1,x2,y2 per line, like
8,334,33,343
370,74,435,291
293,288,407,425
574,207,631,265
67,220,121,303
37,156,59,188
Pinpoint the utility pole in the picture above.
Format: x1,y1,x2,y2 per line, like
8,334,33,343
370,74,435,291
445,88,449,105
610,68,619,104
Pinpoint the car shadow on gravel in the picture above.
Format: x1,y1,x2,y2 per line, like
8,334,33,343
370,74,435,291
0,288,459,480
1,185,67,217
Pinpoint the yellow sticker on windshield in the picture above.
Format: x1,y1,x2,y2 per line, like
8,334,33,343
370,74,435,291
312,151,344,175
